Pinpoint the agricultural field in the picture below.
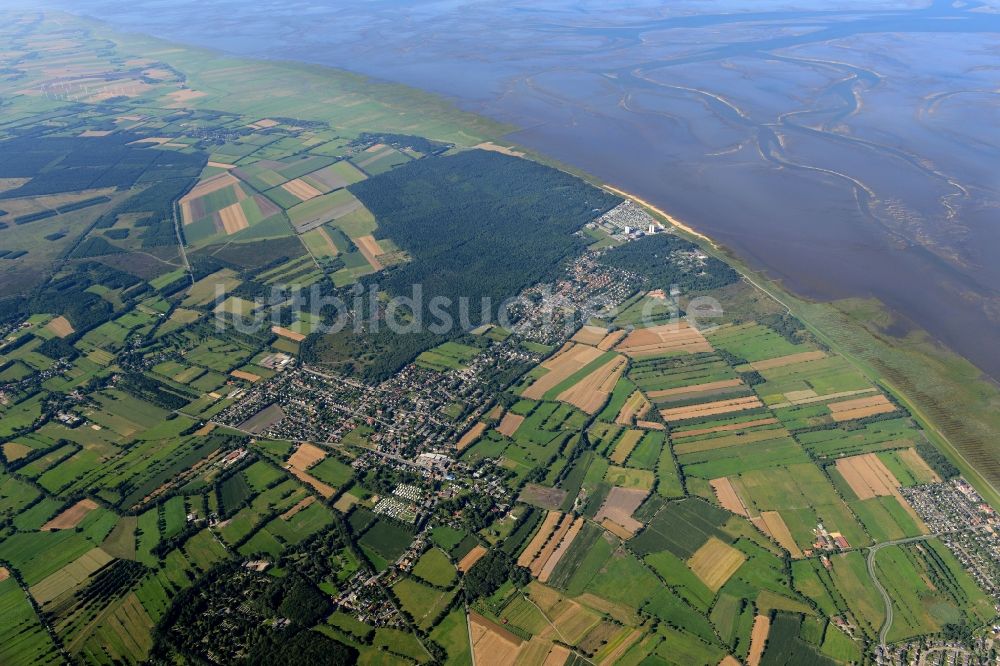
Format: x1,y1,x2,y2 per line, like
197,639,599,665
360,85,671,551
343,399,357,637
0,10,996,666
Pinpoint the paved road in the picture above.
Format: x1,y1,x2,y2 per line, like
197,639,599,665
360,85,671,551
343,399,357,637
867,535,930,647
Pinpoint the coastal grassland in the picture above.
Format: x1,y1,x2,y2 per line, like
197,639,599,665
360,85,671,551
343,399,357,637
97,19,510,146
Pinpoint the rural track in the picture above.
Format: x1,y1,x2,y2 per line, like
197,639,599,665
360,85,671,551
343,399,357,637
867,535,930,647
172,201,194,286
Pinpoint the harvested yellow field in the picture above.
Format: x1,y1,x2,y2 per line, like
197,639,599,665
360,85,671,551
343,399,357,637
79,129,112,137
760,511,803,558
661,396,763,422
556,354,627,414
897,447,941,483
543,644,572,666
283,443,334,498
46,315,74,338
181,172,240,204
597,329,628,351
609,429,644,465
271,325,306,342
354,234,385,271
194,423,216,436
280,496,316,520
207,161,235,169
290,469,335,498
41,499,99,531
31,548,113,606
749,350,826,371
647,378,743,399
673,417,779,439
551,600,601,644
282,178,323,201
518,511,563,567
719,656,742,666
497,413,525,437
687,537,746,591
470,612,523,666
572,325,608,345
3,442,32,461
598,628,643,665
456,422,487,451
636,420,665,430
615,321,712,356
601,519,635,540
458,544,489,573
287,442,326,470
522,343,604,400
538,517,585,583
249,118,279,129
333,493,360,513
710,477,748,517
0,567,8,582
747,615,771,666
217,201,249,234
529,514,574,577
835,453,900,500
230,369,261,382
768,387,878,409
615,390,651,426
517,638,555,666
829,394,895,421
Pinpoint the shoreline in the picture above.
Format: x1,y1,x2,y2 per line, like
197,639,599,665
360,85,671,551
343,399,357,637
595,184,1000,509
28,8,1000,509
601,185,719,250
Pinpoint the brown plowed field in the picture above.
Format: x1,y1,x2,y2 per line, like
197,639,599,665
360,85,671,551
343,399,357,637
829,394,895,422
615,322,712,356
661,396,763,422
497,413,525,437
747,615,771,666
217,201,249,234
458,545,488,573
749,350,826,371
538,517,584,583
557,354,627,414
271,325,306,341
615,390,651,425
710,477,748,517
593,486,647,537
456,422,487,451
835,453,899,500
517,511,562,567
522,343,604,400
571,325,608,345
42,499,98,531
281,178,323,201
647,378,742,399
354,234,385,271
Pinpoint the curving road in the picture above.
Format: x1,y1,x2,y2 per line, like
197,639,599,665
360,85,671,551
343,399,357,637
867,535,930,647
